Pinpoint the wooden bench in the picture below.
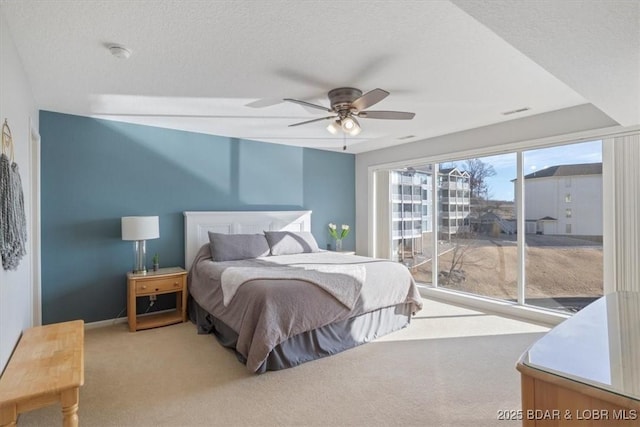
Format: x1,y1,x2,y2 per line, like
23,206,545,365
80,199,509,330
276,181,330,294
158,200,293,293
0,320,84,427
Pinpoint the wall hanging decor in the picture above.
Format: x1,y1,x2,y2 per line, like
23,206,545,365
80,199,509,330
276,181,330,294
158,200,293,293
1,119,27,271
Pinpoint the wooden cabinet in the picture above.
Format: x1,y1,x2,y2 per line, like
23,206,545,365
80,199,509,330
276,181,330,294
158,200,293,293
127,267,187,332
517,363,638,426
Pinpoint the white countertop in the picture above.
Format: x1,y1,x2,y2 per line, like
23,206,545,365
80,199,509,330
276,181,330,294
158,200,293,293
523,291,640,401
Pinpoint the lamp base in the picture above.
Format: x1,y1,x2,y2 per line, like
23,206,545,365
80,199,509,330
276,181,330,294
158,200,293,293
133,240,147,274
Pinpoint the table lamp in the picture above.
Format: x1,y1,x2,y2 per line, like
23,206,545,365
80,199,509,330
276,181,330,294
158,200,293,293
121,216,159,273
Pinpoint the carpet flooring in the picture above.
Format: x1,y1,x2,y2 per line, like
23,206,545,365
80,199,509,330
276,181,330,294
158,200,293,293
18,299,548,427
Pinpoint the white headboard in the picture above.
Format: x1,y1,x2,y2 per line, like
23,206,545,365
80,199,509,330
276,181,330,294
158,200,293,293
183,210,312,269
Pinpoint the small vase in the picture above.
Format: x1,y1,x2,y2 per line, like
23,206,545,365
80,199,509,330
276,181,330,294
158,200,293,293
335,239,342,252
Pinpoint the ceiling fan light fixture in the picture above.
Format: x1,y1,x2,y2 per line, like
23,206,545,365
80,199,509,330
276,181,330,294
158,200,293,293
285,87,414,137
326,120,341,135
348,123,361,136
340,116,362,136
341,116,356,131
342,116,361,136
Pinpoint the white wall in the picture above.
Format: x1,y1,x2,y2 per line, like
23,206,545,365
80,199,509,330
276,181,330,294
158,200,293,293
355,104,617,254
0,10,38,372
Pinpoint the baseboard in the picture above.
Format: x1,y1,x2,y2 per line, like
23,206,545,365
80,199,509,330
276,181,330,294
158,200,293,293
84,316,127,330
417,285,569,327
84,309,176,330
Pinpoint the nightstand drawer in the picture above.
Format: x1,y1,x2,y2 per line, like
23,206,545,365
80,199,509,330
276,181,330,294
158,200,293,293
135,277,183,295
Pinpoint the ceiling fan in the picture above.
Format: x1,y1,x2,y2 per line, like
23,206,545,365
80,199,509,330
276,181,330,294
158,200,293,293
283,87,415,137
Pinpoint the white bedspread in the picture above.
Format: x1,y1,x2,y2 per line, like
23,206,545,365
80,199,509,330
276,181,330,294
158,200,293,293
221,264,365,309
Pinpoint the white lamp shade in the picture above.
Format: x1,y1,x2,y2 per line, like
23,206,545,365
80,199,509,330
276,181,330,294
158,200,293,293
326,120,340,135
121,216,160,241
341,117,356,131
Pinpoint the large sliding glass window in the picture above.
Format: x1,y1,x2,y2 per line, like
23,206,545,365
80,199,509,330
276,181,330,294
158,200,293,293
436,154,518,301
378,140,603,313
522,141,603,312
389,166,434,285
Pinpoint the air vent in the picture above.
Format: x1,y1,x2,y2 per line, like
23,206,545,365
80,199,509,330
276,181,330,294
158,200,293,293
108,44,132,59
502,107,531,116
397,135,416,140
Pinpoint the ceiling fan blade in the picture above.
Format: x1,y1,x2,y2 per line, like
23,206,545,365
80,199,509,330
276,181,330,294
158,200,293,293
357,110,416,120
351,88,389,111
283,98,332,112
245,98,282,108
288,116,336,127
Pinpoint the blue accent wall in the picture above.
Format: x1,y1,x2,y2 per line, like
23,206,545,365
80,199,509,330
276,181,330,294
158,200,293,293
40,111,355,324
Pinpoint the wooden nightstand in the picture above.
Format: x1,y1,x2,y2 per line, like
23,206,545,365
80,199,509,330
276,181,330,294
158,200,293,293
127,267,188,332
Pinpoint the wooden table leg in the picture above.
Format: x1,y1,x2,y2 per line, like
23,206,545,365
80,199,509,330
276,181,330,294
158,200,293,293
61,388,79,427
0,404,17,427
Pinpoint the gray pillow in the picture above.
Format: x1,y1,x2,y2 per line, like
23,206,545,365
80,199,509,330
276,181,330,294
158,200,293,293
208,232,270,261
264,231,319,256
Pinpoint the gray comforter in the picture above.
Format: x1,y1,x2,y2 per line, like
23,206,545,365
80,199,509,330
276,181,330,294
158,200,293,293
188,244,423,372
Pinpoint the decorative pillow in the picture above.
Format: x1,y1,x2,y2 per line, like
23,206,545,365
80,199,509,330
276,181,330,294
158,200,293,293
208,232,270,261
264,231,320,256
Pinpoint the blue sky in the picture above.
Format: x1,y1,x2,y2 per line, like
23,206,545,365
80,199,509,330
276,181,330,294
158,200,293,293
441,140,602,201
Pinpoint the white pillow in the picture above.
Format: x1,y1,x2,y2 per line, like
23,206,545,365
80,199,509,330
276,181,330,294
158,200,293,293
264,231,320,256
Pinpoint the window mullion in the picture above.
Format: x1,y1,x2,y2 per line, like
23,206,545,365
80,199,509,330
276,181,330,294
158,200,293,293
432,163,439,287
517,151,525,305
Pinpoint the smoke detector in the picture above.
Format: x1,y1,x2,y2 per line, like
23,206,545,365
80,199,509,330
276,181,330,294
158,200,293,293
108,44,132,59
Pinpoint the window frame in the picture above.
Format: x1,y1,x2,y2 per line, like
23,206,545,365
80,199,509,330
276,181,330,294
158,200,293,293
367,130,615,325
364,125,638,325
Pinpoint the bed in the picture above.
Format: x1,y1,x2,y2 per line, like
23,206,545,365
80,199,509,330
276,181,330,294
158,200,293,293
184,210,422,373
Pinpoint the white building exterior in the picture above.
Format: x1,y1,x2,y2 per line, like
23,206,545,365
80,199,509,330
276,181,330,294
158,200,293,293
522,163,602,237
438,168,471,239
388,167,470,263
390,169,431,261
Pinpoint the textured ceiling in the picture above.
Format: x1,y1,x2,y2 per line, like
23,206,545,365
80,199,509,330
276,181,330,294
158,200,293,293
453,0,640,127
1,0,634,153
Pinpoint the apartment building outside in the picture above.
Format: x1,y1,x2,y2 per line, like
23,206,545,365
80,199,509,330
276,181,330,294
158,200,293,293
390,167,471,262
439,168,471,239
520,162,602,237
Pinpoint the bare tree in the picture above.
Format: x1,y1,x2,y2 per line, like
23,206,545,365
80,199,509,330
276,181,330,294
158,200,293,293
439,242,468,285
438,232,480,286
465,158,496,199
